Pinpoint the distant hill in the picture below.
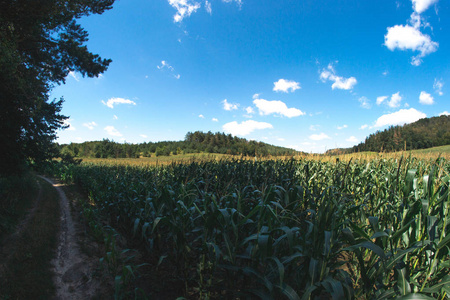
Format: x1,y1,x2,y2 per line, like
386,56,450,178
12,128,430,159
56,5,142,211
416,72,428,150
59,131,299,158
326,115,450,155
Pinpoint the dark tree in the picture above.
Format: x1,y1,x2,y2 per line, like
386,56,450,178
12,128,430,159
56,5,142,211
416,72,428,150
0,0,114,174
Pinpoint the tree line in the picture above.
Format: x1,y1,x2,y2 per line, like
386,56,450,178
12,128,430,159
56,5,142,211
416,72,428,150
59,131,299,158
327,115,450,154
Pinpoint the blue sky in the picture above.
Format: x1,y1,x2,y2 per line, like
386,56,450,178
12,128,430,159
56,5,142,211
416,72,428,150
52,0,449,153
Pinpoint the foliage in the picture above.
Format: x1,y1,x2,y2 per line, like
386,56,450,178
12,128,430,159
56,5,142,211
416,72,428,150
52,157,450,299
58,131,299,159
0,0,114,175
331,115,450,155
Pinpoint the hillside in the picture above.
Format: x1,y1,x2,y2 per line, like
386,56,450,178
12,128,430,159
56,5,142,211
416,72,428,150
327,115,450,155
59,131,299,159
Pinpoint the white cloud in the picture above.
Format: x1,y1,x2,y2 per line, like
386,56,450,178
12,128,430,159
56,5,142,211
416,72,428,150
252,93,260,99
63,119,76,131
168,0,201,22
419,91,434,105
384,24,438,66
440,111,449,116
157,60,180,79
102,98,136,109
388,92,402,108
113,115,118,120
359,97,371,109
104,126,123,137
222,120,273,136
434,79,443,96
245,106,255,114
140,134,148,138
157,60,174,71
374,108,426,127
346,136,359,143
205,0,212,14
337,125,348,130
212,118,219,122
412,0,438,14
360,124,369,130
222,99,239,111
222,0,242,8
320,64,357,90
253,98,305,118
199,114,205,118
83,121,98,130
68,71,79,82
376,96,388,105
309,133,331,141
273,79,301,93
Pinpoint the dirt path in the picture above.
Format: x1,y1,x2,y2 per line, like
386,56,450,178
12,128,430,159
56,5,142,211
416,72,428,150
39,176,103,300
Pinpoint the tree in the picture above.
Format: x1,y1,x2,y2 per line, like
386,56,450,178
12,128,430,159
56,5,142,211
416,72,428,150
0,0,115,174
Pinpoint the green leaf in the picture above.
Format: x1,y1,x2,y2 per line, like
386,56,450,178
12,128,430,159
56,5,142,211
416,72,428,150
397,267,411,295
343,241,386,259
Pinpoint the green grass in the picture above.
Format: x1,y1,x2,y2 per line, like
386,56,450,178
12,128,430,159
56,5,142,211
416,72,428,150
0,177,60,299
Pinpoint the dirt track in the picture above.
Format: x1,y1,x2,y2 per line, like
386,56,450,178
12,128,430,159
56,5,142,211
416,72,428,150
39,176,103,300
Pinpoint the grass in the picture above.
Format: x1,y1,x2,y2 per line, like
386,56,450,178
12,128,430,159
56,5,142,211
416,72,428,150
0,176,60,299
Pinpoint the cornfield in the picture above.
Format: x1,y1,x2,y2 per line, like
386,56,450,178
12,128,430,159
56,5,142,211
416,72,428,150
52,156,450,299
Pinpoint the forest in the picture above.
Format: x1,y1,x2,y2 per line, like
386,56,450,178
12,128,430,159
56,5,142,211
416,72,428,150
327,115,450,155
58,131,299,159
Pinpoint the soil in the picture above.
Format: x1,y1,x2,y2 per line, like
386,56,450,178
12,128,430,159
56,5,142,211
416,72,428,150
38,176,108,300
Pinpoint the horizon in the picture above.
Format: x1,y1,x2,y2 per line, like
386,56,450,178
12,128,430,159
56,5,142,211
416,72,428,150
51,0,449,154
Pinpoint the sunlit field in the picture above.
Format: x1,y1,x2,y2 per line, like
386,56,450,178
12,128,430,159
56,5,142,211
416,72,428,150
76,145,450,167
50,148,450,299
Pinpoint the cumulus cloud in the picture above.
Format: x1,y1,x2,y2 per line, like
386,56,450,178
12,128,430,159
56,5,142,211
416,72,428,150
113,115,118,120
63,119,76,131
252,93,260,99
440,111,449,116
376,96,388,105
253,98,305,118
412,0,438,14
320,64,357,90
419,91,434,105
83,121,98,130
359,97,371,109
273,79,301,93
102,98,136,109
222,120,273,136
104,126,123,137
245,106,255,114
346,136,359,143
434,79,444,96
388,92,402,108
384,24,438,66
309,133,331,141
168,0,201,22
374,108,426,127
140,134,148,138
222,99,239,111
360,124,369,130
337,125,348,130
199,114,205,118
212,118,218,122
